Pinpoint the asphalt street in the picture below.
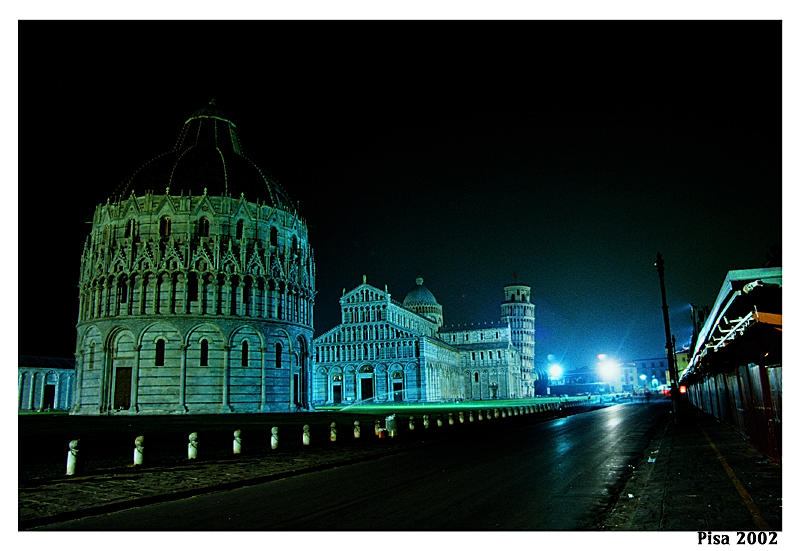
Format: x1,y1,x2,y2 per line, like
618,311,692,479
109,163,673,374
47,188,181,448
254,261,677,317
40,402,671,530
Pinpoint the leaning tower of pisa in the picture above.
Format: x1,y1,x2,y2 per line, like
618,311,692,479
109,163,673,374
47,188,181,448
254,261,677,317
500,283,537,397
73,101,315,414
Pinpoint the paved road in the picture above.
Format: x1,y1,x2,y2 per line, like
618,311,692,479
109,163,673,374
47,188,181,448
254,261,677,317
40,402,671,530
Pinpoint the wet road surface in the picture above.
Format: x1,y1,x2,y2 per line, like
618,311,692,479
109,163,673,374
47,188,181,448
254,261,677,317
41,402,671,530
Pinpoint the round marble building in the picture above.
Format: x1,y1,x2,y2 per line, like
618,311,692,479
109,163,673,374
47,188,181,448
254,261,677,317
73,102,315,414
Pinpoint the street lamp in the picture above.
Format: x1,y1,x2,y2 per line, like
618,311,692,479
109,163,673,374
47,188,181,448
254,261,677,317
548,363,563,381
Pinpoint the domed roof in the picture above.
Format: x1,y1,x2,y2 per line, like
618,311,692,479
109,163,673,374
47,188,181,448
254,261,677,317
403,277,440,307
112,100,295,210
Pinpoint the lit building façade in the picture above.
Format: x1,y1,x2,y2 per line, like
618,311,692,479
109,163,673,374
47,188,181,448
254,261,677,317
73,102,315,414
311,277,537,405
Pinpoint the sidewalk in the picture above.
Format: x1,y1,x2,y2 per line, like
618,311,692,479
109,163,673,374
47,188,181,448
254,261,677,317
19,439,417,530
602,406,782,531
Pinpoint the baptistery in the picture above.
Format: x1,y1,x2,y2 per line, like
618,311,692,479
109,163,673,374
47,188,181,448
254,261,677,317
73,101,315,414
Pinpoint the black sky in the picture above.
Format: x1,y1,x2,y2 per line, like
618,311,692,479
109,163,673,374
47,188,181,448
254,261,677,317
18,20,781,371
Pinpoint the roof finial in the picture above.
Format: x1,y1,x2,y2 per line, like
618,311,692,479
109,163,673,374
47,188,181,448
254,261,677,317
416,276,424,286
362,274,367,284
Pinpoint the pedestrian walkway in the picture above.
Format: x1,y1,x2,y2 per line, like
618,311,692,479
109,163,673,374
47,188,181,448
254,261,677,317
602,406,782,531
19,440,416,530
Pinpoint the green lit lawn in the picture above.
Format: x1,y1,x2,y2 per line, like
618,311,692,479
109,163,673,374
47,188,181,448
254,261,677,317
314,396,593,415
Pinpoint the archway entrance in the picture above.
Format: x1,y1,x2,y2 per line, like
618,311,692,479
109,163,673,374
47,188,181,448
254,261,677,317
114,366,132,410
358,366,374,402
332,374,342,404
392,371,404,401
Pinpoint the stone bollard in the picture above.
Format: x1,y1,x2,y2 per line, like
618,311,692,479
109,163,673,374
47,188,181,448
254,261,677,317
66,439,79,476
448,413,454,426
374,419,381,437
385,414,397,438
187,432,198,460
354,420,361,439
458,411,465,424
501,408,507,418
233,429,242,455
408,416,415,431
133,435,144,466
271,427,279,450
436,417,443,428
423,414,430,429
513,407,519,416
330,422,337,442
303,424,311,446
468,411,474,423
494,408,500,419
478,410,484,421
486,409,492,420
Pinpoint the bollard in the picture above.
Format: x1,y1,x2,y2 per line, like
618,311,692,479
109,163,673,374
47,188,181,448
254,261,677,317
66,439,79,476
303,424,311,446
330,422,337,442
233,429,242,455
437,417,443,428
271,427,279,450
448,413,454,426
486,409,492,420
513,407,519,416
374,419,382,437
458,411,465,424
408,415,415,431
385,414,397,438
133,435,144,466
494,408,500,419
187,432,198,460
501,408,507,418
354,420,361,439
468,411,474,423
478,410,484,421
423,414,430,429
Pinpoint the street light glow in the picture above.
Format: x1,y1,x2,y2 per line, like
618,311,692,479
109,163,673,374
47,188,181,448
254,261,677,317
548,363,563,379
597,358,620,381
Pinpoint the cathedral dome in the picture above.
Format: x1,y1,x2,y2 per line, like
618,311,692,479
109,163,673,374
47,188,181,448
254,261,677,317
113,100,295,209
403,277,439,307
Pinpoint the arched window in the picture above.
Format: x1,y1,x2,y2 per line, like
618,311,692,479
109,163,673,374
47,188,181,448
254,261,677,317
188,272,198,302
155,338,165,366
275,342,282,368
200,339,209,367
124,219,134,238
270,227,278,246
159,216,171,238
236,220,244,240
241,340,249,366
198,217,210,237
88,343,95,369
119,279,128,303
474,372,479,383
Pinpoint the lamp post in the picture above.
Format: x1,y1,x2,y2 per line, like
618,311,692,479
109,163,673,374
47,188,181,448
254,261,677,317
654,253,681,419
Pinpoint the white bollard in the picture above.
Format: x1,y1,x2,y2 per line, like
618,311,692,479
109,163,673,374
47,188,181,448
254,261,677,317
353,420,361,439
423,414,430,429
458,411,465,424
385,415,397,438
468,411,474,423
66,439,79,476
187,432,198,460
494,408,500,419
330,422,337,442
133,435,144,466
437,417,443,428
448,413,454,426
303,424,311,446
270,427,279,450
501,408,507,418
478,410,484,421
374,419,381,437
233,429,242,455
408,416,415,431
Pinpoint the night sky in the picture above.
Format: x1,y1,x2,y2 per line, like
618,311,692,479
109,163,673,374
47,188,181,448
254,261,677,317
18,21,781,373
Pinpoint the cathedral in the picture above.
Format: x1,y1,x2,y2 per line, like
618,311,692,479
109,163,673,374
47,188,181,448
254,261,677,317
311,277,536,405
70,103,537,415
72,102,315,414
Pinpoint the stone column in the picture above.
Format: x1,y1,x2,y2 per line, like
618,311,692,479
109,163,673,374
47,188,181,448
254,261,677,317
222,345,231,411
54,373,61,410
28,371,37,410
73,353,83,410
260,346,267,411
131,344,141,412
179,344,188,412
17,371,24,410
